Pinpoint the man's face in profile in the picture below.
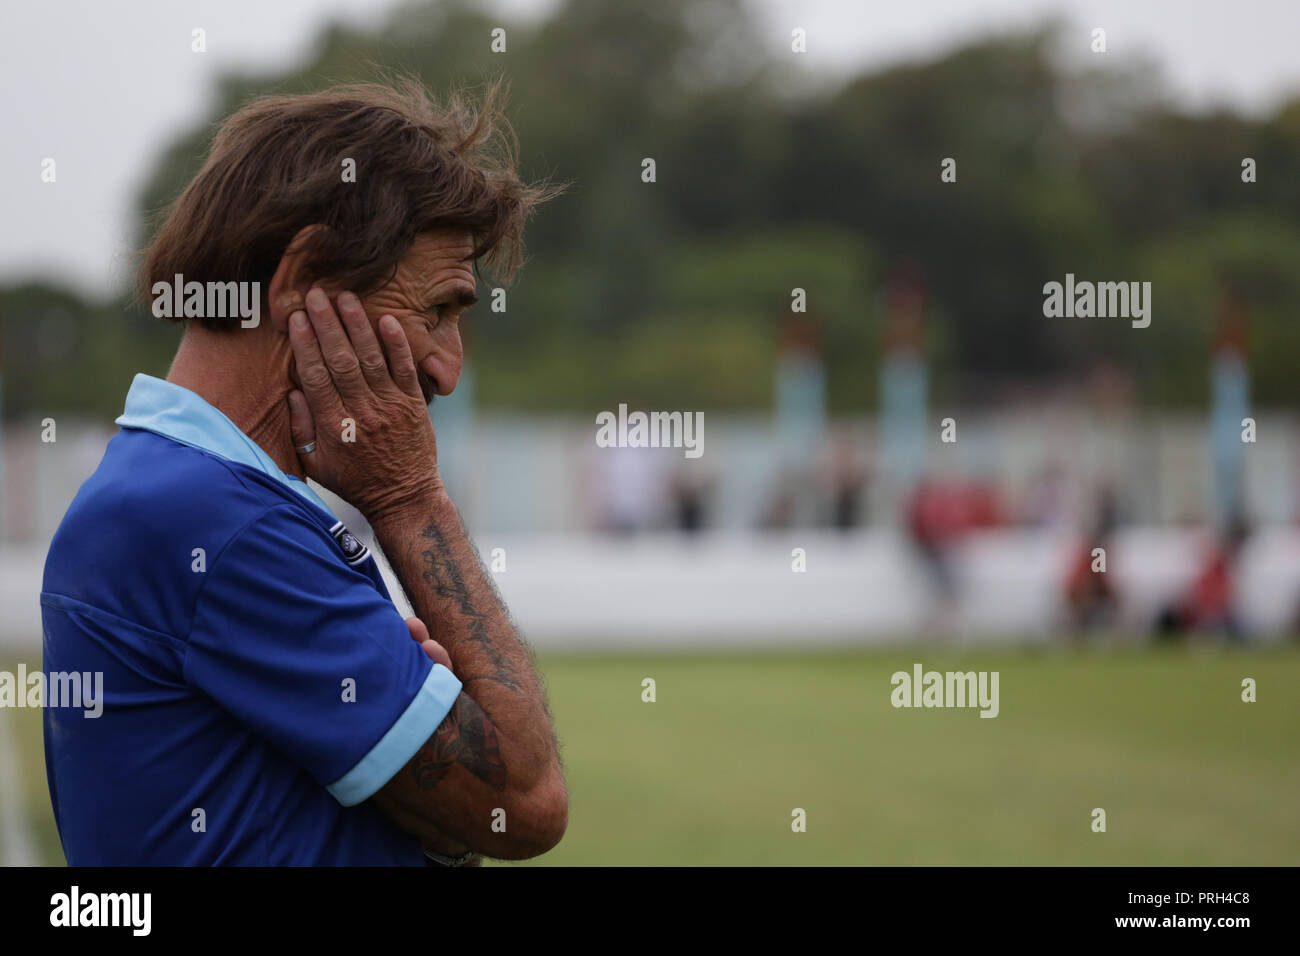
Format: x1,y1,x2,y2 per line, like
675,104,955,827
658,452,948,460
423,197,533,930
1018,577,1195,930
355,229,479,405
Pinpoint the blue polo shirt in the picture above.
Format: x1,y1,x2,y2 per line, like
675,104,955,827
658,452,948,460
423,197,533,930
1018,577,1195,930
41,373,462,865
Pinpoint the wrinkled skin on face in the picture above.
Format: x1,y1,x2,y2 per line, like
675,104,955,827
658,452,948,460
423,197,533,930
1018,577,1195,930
357,231,478,405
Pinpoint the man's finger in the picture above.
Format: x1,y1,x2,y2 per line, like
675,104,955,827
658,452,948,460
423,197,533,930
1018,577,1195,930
404,616,452,671
377,314,423,399
419,639,454,672
337,291,391,392
287,309,345,419
305,287,369,403
287,389,316,455
404,616,430,643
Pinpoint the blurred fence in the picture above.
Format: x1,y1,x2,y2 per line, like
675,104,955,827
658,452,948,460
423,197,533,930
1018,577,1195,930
3,413,1299,649
5,412,1300,540
5,526,1299,650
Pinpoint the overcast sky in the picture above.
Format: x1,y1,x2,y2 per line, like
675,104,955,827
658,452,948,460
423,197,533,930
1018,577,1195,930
2,0,1298,297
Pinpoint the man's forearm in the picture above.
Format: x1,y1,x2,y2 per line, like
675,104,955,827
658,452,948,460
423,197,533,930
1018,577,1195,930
370,483,558,784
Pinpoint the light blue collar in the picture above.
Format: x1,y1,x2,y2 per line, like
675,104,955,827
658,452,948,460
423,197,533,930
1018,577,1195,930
115,373,335,519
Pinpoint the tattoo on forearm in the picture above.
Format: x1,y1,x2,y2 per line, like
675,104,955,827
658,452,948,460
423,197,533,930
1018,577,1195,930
411,693,508,791
419,521,522,692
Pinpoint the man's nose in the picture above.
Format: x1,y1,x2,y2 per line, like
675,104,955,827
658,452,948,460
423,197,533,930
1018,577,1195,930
421,327,462,395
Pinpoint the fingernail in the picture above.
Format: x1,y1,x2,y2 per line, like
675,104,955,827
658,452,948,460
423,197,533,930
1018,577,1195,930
306,287,327,309
290,310,308,330
379,314,399,334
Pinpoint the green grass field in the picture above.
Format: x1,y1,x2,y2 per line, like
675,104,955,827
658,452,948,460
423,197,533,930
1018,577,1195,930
4,644,1297,866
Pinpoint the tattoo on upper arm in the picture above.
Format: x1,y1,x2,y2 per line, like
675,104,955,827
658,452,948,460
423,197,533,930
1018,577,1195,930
419,522,522,693
411,692,508,791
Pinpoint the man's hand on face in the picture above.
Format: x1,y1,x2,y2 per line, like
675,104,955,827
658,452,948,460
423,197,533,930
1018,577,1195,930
286,287,441,519
286,289,506,866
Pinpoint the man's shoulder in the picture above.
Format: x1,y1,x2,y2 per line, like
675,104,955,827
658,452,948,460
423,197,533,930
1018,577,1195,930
76,428,309,520
45,429,329,588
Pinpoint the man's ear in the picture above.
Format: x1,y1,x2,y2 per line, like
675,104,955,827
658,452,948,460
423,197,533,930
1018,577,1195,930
267,224,328,331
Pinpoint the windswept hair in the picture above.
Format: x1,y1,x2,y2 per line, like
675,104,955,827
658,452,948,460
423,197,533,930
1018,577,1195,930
139,75,559,330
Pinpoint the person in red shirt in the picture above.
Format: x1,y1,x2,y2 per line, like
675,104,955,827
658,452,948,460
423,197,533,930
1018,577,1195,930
1156,516,1250,640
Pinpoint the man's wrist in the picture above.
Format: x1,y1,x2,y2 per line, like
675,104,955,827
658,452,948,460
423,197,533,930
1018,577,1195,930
366,477,449,537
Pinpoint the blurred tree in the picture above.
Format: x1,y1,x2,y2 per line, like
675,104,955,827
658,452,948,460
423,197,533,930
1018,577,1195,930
6,4,1300,418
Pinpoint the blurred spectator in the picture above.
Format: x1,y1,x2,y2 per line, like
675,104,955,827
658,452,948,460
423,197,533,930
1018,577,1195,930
759,469,799,530
1155,516,1251,641
906,476,1003,626
1062,485,1121,633
821,432,869,531
587,444,668,535
1022,459,1078,530
668,466,716,534
908,477,963,615
774,311,827,473
1210,296,1251,527
879,264,928,511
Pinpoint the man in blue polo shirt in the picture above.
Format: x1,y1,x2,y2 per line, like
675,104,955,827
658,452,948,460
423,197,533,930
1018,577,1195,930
41,80,567,865
43,279,566,865
43,373,461,864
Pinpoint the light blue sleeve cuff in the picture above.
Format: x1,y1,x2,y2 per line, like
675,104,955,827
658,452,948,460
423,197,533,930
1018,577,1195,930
327,663,463,806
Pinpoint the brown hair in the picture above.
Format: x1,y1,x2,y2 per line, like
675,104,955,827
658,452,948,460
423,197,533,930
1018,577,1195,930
138,75,557,330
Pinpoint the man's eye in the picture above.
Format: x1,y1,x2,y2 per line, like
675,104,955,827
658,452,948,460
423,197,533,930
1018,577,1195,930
433,304,467,323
